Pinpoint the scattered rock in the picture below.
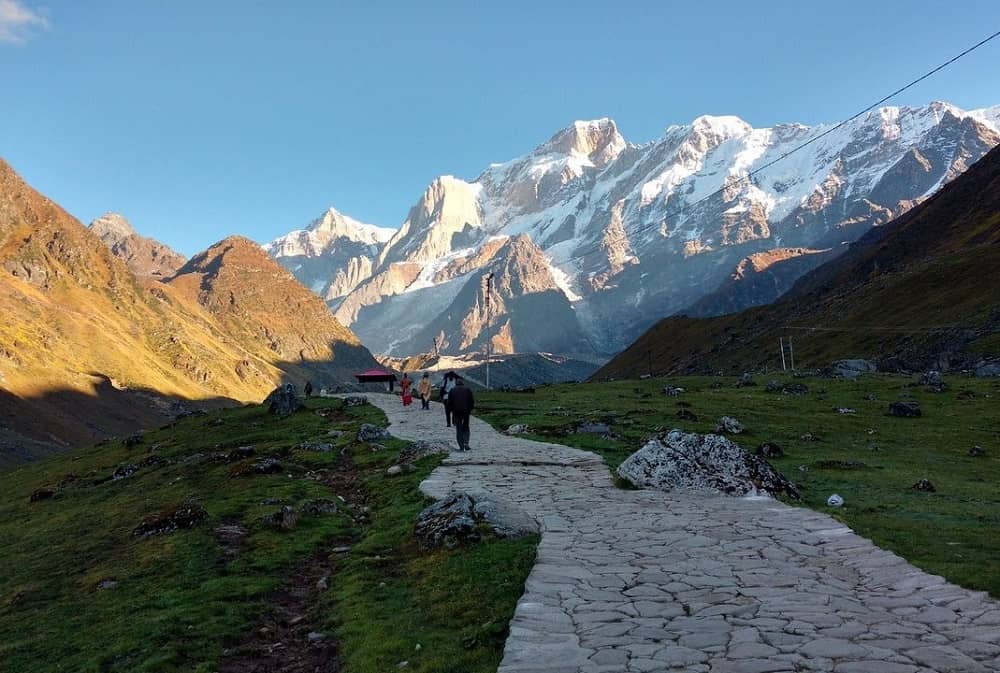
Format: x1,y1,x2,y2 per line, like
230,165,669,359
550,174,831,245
574,421,611,435
111,455,168,481
969,445,986,457
835,407,857,414
29,488,55,503
800,432,819,442
298,441,334,453
230,458,283,477
133,502,208,538
974,362,1000,377
888,401,922,418
261,505,299,531
307,632,327,643
616,430,799,499
921,370,947,392
386,465,404,476
714,416,745,435
301,499,338,516
735,372,756,388
676,408,698,422
911,478,936,492
639,373,651,380
815,459,869,470
327,429,345,438
755,442,784,459
357,423,390,442
95,578,118,590
864,393,877,401
397,439,452,463
265,383,303,416
414,492,538,549
343,395,368,407
505,424,530,435
782,383,809,396
826,494,844,507
662,386,685,396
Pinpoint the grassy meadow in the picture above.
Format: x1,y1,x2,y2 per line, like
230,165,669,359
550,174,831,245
0,398,535,673
476,373,1000,597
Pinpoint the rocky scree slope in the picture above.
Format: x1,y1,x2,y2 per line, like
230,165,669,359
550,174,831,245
594,143,1000,378
270,102,1000,358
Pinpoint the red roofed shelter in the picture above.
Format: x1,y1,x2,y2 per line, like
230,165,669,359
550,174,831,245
354,369,398,391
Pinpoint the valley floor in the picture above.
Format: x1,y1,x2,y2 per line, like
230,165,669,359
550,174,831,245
369,392,1000,673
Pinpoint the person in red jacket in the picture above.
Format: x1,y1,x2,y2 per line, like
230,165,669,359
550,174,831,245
448,377,475,451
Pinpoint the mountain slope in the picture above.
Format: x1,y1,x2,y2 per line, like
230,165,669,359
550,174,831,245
89,212,187,278
271,101,1000,358
0,160,377,463
594,144,1000,378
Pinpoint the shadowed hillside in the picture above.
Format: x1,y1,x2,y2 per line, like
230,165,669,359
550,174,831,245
596,145,1000,378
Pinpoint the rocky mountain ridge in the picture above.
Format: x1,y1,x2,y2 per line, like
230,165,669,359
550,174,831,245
88,212,187,278
269,101,1000,358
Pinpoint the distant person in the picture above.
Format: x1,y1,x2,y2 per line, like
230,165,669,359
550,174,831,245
449,377,475,451
304,381,313,398
400,372,413,408
418,372,432,410
441,371,457,427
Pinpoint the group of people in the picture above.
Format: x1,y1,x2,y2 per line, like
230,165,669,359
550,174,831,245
398,370,475,451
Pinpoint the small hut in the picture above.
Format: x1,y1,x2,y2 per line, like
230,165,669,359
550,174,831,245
354,368,398,392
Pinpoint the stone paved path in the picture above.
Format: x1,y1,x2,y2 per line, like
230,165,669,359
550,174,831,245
365,394,1000,673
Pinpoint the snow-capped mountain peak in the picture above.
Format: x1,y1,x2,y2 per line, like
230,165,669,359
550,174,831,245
269,100,1000,359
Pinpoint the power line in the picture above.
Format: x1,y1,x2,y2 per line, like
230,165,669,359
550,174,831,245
555,28,1000,270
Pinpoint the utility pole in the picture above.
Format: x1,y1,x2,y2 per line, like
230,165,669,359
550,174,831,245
484,272,494,390
789,336,796,371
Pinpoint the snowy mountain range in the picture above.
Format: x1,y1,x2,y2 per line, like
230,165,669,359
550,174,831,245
267,101,1000,358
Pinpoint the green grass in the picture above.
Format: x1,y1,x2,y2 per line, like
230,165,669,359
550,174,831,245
0,398,536,673
475,373,1000,597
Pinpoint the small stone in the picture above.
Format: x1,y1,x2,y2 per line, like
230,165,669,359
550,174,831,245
29,488,55,503
306,631,326,643
96,578,118,590
888,401,922,418
755,442,784,459
662,385,685,396
343,395,368,406
505,423,530,435
298,441,334,452
715,416,745,434
911,478,936,492
835,407,857,414
736,372,756,387
386,465,403,476
677,408,698,421
969,445,985,457
800,432,819,442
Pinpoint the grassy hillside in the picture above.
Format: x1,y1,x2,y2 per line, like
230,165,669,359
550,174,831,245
0,397,535,673
475,374,1000,597
596,145,1000,379
0,159,378,459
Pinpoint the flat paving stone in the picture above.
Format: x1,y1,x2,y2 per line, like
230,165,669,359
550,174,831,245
357,394,1000,673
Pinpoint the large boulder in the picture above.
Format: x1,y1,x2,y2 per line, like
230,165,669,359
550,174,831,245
830,359,877,379
617,430,800,499
265,384,303,416
357,423,390,442
975,362,1000,378
414,491,538,549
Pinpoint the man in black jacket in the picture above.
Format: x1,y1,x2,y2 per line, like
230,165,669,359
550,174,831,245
448,378,475,451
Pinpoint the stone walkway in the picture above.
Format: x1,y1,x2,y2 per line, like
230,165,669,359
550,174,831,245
365,394,1000,673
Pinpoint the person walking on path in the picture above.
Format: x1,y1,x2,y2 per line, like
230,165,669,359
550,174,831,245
448,377,475,451
417,372,432,410
441,371,457,427
400,372,413,408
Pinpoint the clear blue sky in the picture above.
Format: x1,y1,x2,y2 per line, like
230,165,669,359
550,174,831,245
3,0,999,256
